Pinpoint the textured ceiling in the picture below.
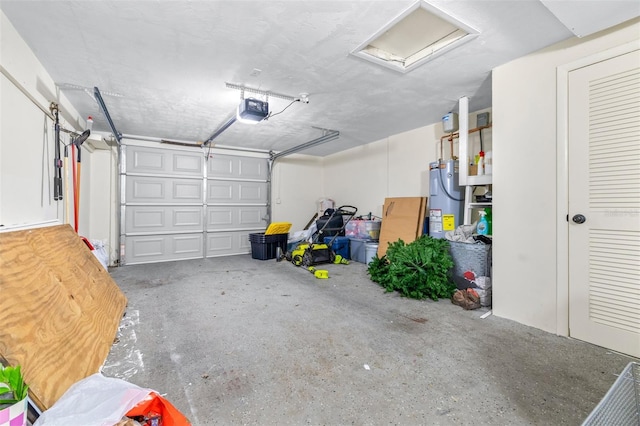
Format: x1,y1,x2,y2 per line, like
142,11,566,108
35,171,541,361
0,1,635,156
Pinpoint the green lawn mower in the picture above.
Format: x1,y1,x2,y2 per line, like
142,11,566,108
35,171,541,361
286,205,357,268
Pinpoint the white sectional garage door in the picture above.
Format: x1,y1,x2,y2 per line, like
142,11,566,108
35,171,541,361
121,142,268,265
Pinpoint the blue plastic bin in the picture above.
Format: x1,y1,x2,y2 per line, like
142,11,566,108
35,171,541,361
323,236,350,260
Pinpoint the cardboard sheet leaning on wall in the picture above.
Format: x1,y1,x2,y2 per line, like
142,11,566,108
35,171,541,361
377,197,427,258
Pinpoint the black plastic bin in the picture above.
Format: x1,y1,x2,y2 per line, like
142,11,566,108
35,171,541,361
249,232,288,260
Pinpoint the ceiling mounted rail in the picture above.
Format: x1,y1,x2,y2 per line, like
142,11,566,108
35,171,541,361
225,82,299,102
202,114,237,147
94,87,122,144
271,129,340,161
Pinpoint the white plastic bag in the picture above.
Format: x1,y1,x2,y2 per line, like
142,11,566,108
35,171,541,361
475,287,492,307
475,276,491,290
34,373,153,426
91,240,109,269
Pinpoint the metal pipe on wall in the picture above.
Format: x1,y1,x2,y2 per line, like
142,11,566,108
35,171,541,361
439,124,492,161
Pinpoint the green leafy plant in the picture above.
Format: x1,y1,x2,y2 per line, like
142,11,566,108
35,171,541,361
368,235,456,300
0,365,28,406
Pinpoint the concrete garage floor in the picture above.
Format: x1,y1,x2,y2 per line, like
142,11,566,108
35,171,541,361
104,256,636,425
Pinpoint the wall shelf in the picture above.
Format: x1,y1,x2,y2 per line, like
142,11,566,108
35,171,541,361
468,201,492,208
458,97,493,225
465,174,492,186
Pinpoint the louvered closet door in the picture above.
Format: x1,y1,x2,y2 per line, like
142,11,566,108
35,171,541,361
568,50,640,357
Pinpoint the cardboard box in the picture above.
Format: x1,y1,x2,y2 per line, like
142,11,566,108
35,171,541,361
377,197,427,257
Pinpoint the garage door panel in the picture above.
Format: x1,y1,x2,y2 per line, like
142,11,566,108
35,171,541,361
174,180,202,200
208,156,234,177
174,209,202,227
174,235,203,254
122,144,268,264
206,206,266,230
206,231,252,257
174,154,203,175
238,183,265,202
238,157,267,180
207,209,233,226
239,207,266,225
131,179,165,200
126,146,203,176
132,150,164,172
125,233,204,265
126,176,203,204
208,155,267,180
206,181,267,203
126,206,203,234
207,181,234,201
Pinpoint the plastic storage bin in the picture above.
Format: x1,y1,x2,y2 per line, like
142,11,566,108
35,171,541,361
249,232,288,260
324,236,350,260
350,238,379,264
345,220,381,240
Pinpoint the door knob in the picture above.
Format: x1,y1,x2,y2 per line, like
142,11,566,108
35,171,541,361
572,214,586,224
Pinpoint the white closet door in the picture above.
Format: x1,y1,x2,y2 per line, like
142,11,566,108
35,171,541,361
568,49,640,357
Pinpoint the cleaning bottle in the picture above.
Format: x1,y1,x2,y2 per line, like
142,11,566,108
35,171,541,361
484,207,492,235
477,211,489,235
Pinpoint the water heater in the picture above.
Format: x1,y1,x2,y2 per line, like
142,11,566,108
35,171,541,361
429,159,464,239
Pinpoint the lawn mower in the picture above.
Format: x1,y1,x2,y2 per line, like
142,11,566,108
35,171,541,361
286,205,357,267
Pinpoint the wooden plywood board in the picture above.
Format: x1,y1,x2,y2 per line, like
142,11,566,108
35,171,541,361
0,225,127,410
377,197,427,257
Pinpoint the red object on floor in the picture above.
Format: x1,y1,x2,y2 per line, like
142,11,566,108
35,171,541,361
126,392,191,425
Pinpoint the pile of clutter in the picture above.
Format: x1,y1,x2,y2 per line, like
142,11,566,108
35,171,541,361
451,271,492,310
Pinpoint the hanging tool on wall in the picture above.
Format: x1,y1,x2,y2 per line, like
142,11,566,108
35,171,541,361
41,114,51,206
71,129,90,232
50,103,63,201
63,142,71,224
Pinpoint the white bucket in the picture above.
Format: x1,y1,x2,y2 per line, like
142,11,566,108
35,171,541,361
364,243,379,265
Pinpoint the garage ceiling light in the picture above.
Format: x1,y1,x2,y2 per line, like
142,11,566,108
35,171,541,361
351,0,479,73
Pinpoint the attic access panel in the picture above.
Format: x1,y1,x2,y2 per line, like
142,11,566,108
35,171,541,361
351,0,479,73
